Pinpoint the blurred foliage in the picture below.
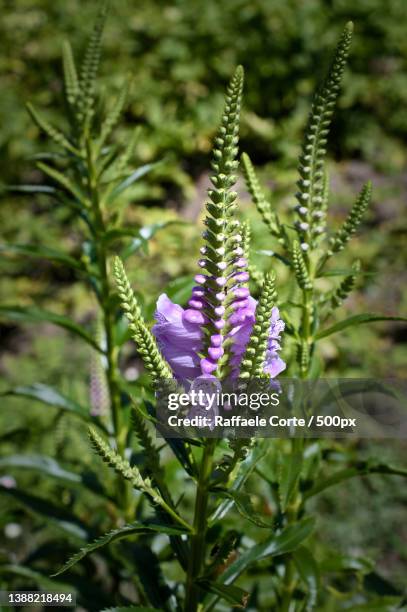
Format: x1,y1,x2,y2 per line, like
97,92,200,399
0,1,406,609
1,0,407,189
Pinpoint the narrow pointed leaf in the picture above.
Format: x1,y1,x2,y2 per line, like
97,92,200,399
0,306,102,352
0,565,76,593
196,579,249,608
211,489,273,528
303,461,407,500
278,446,303,511
316,314,407,340
0,244,84,271
120,220,186,259
6,184,57,194
218,517,315,585
53,520,189,576
293,547,320,609
210,442,267,523
0,485,88,540
0,383,90,420
0,454,108,499
107,162,160,203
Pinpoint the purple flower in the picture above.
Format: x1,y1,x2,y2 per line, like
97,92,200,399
263,306,286,377
152,294,203,381
152,290,286,383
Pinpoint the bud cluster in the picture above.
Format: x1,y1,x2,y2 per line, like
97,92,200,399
182,66,249,376
295,22,354,251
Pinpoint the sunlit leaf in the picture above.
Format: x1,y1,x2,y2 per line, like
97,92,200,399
107,162,160,203
120,220,187,260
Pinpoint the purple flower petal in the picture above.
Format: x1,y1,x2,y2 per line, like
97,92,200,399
264,351,286,377
152,294,202,381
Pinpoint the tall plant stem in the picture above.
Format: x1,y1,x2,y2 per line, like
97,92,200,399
280,440,303,612
184,438,216,612
281,258,315,610
85,140,130,515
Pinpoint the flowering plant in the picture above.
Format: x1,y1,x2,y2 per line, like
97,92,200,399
0,8,406,611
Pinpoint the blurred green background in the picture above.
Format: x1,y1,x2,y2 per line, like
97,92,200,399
1,0,406,377
0,0,406,605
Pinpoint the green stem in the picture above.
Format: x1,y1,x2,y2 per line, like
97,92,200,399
280,440,303,612
280,558,295,612
85,140,130,516
184,438,216,612
282,258,315,608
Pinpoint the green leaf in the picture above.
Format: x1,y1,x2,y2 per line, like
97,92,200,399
120,220,187,260
26,103,79,155
196,579,249,608
293,547,320,610
36,161,86,204
0,454,81,484
0,564,76,593
210,441,267,523
0,305,102,352
163,275,195,306
320,553,374,573
0,454,108,499
0,383,93,422
314,379,402,413
278,445,303,511
318,268,375,277
6,184,57,194
0,485,88,541
131,545,172,610
0,243,84,271
53,520,189,576
211,489,273,528
218,517,315,585
145,400,197,477
303,460,407,500
316,313,407,340
342,598,406,611
107,162,160,203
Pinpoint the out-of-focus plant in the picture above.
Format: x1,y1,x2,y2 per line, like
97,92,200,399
0,5,182,607
241,22,406,380
2,0,407,197
47,23,407,611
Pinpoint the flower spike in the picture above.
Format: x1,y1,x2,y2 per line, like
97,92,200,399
295,22,353,249
238,273,285,380
183,66,247,376
150,68,286,384
329,182,372,254
113,256,173,382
